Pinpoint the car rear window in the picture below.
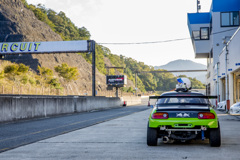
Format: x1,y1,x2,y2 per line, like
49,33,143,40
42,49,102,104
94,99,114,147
156,97,209,106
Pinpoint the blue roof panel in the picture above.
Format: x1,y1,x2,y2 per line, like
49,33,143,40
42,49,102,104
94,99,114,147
212,0,240,12
188,13,211,24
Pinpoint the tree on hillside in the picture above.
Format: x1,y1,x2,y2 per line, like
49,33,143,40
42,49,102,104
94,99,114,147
38,66,61,88
3,63,38,86
4,63,29,82
54,63,79,82
54,63,79,94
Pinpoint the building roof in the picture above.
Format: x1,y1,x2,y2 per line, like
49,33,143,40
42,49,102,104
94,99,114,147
188,13,211,25
211,0,240,12
187,0,240,25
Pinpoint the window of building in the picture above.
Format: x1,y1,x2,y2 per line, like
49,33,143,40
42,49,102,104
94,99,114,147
221,12,239,27
192,31,200,40
192,28,209,40
200,27,209,40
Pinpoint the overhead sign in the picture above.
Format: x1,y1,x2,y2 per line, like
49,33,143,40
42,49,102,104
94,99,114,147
106,75,127,87
0,40,89,54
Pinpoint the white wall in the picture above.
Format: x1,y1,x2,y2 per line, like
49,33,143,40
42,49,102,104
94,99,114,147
218,27,240,105
189,23,211,58
211,12,238,66
206,12,238,97
219,28,240,75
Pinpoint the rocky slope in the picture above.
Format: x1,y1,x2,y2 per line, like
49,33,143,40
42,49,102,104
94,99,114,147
0,0,133,94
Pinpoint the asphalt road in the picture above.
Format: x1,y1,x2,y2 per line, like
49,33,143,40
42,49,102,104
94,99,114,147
1,103,240,159
0,105,149,153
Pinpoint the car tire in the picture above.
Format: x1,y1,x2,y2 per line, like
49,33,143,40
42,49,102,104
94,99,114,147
209,122,221,147
147,122,158,146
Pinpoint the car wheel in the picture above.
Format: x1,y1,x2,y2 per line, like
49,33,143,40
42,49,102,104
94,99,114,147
209,122,221,147
147,122,158,146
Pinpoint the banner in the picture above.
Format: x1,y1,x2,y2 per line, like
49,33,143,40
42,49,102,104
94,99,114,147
0,40,89,54
106,75,127,87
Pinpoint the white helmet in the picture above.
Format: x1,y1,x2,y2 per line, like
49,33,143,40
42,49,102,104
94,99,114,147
176,78,192,91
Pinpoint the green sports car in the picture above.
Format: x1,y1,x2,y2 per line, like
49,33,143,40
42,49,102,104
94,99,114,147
147,91,221,147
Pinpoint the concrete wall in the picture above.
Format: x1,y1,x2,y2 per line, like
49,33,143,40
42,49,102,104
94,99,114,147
121,96,142,106
0,95,121,123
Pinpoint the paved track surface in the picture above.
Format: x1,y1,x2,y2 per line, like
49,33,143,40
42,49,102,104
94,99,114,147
0,105,148,153
0,105,240,160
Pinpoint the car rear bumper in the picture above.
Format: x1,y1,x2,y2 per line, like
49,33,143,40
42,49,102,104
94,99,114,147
149,118,218,129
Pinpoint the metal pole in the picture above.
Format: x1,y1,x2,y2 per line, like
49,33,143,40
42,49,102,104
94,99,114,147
135,72,137,96
217,62,220,103
116,87,118,97
225,45,229,111
92,40,96,97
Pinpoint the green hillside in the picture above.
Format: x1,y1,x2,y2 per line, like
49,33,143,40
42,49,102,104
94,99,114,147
21,1,205,92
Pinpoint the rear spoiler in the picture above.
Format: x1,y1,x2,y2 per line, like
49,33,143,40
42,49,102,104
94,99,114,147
149,96,217,100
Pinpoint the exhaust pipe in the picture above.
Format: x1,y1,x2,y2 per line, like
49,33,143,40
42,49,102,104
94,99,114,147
163,136,169,143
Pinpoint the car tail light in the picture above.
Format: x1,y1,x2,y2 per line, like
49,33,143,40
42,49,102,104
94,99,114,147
152,112,168,119
198,112,215,119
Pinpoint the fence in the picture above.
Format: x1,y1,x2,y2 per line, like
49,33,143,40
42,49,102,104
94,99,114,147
0,85,149,97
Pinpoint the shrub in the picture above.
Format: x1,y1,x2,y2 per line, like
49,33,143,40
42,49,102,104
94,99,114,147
54,63,79,82
48,78,61,88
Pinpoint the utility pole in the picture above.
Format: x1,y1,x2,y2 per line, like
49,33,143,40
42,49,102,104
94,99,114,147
225,46,229,111
223,36,231,111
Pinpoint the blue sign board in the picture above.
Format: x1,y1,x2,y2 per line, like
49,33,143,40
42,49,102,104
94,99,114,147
228,69,232,71
236,63,240,66
218,76,221,78
222,73,225,75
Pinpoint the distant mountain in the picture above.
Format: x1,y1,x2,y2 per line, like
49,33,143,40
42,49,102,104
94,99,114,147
154,59,207,84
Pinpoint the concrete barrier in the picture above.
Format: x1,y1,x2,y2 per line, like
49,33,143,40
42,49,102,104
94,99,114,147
121,96,142,106
0,95,121,123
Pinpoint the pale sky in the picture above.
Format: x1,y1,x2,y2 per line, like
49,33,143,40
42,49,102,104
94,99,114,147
26,0,212,66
